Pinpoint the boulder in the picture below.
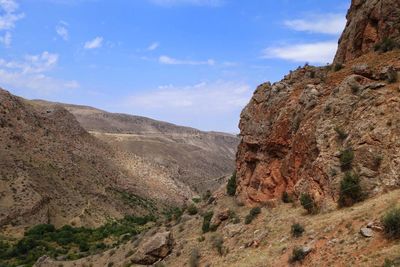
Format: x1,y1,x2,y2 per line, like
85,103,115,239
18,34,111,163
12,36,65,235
131,231,173,265
360,227,374,238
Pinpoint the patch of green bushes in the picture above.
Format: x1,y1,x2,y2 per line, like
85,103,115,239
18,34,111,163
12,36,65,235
187,204,198,215
291,223,305,238
202,211,214,233
245,207,261,224
290,247,307,262
339,148,354,171
300,193,318,214
382,207,400,239
338,172,363,207
226,171,237,196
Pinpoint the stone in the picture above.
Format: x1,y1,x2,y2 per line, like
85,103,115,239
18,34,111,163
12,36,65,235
223,224,243,238
131,231,173,265
360,227,374,238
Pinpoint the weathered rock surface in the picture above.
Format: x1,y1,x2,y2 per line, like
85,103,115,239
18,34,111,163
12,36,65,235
132,231,174,265
334,0,400,64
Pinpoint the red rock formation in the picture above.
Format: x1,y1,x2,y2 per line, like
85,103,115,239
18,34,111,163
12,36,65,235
334,0,400,64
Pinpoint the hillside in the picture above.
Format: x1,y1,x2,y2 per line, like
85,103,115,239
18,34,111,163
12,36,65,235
33,101,238,193
0,88,197,230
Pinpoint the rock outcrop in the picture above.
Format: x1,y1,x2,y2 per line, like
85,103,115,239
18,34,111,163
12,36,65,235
334,0,400,64
236,0,400,205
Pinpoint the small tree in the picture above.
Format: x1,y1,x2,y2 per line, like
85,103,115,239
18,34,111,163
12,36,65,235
340,148,354,171
291,223,305,238
245,207,261,224
382,207,400,239
300,193,318,214
187,204,198,215
338,172,362,207
282,191,293,203
227,171,237,196
202,211,214,233
290,247,306,262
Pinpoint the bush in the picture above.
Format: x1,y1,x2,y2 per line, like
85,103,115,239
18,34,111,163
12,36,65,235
192,197,201,204
26,224,55,236
373,155,383,170
291,223,305,238
387,67,398,83
290,247,306,262
245,207,261,224
187,204,198,216
340,148,354,171
300,193,318,214
163,207,184,222
189,248,200,267
202,211,214,233
211,235,224,256
334,127,348,141
382,207,400,239
338,172,363,207
282,191,293,203
226,172,237,196
333,63,344,72
374,38,399,53
228,210,240,224
202,190,211,202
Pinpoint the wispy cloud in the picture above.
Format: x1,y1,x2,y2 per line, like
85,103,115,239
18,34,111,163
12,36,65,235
84,36,103,49
147,42,159,51
56,21,69,41
284,13,346,35
149,0,223,7
159,55,215,66
0,0,24,47
262,41,337,64
0,51,80,93
123,80,251,132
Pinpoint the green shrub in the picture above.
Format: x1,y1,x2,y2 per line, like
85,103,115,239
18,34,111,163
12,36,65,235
163,207,184,222
290,247,306,262
189,248,200,267
26,224,55,236
245,207,261,224
340,148,354,171
333,63,344,72
187,204,198,216
192,197,201,204
228,210,240,224
227,172,237,196
382,207,400,239
291,223,305,238
338,172,363,207
334,127,348,141
374,38,399,53
202,211,214,233
282,191,293,203
300,193,318,214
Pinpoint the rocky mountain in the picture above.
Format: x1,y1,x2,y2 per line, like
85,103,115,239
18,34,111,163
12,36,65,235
33,101,238,193
236,0,400,205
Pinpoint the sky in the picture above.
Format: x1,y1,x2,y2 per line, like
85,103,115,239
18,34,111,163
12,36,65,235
0,0,350,133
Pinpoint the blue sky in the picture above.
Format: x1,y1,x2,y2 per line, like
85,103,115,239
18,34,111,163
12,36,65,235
0,0,350,132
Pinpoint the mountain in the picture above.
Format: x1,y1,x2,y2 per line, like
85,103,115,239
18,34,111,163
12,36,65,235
235,0,400,205
32,100,239,193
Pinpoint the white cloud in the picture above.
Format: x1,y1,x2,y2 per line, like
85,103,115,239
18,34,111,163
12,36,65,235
0,0,24,47
284,13,346,35
84,36,103,49
56,21,69,41
0,52,80,93
149,0,223,7
262,41,338,64
159,55,215,66
123,80,251,132
147,42,159,51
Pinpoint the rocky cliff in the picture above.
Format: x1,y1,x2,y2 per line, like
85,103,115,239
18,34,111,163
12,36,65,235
236,0,400,205
334,0,400,64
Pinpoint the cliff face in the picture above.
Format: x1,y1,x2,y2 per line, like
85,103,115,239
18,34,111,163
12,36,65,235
236,0,400,205
334,0,400,64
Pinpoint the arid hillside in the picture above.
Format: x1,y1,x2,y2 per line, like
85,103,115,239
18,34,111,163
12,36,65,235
33,101,239,193
0,89,197,230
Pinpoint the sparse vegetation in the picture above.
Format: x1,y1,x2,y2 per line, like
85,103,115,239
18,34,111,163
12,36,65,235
374,38,399,53
291,223,305,237
382,207,400,239
202,190,212,202
387,67,398,83
282,191,293,203
192,197,201,204
333,63,344,72
338,172,363,207
187,204,198,215
211,235,224,256
163,207,184,222
373,155,383,170
228,210,240,224
245,207,261,224
340,148,354,171
202,211,214,233
300,193,318,214
334,127,348,141
227,171,237,196
290,247,307,262
189,248,200,267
